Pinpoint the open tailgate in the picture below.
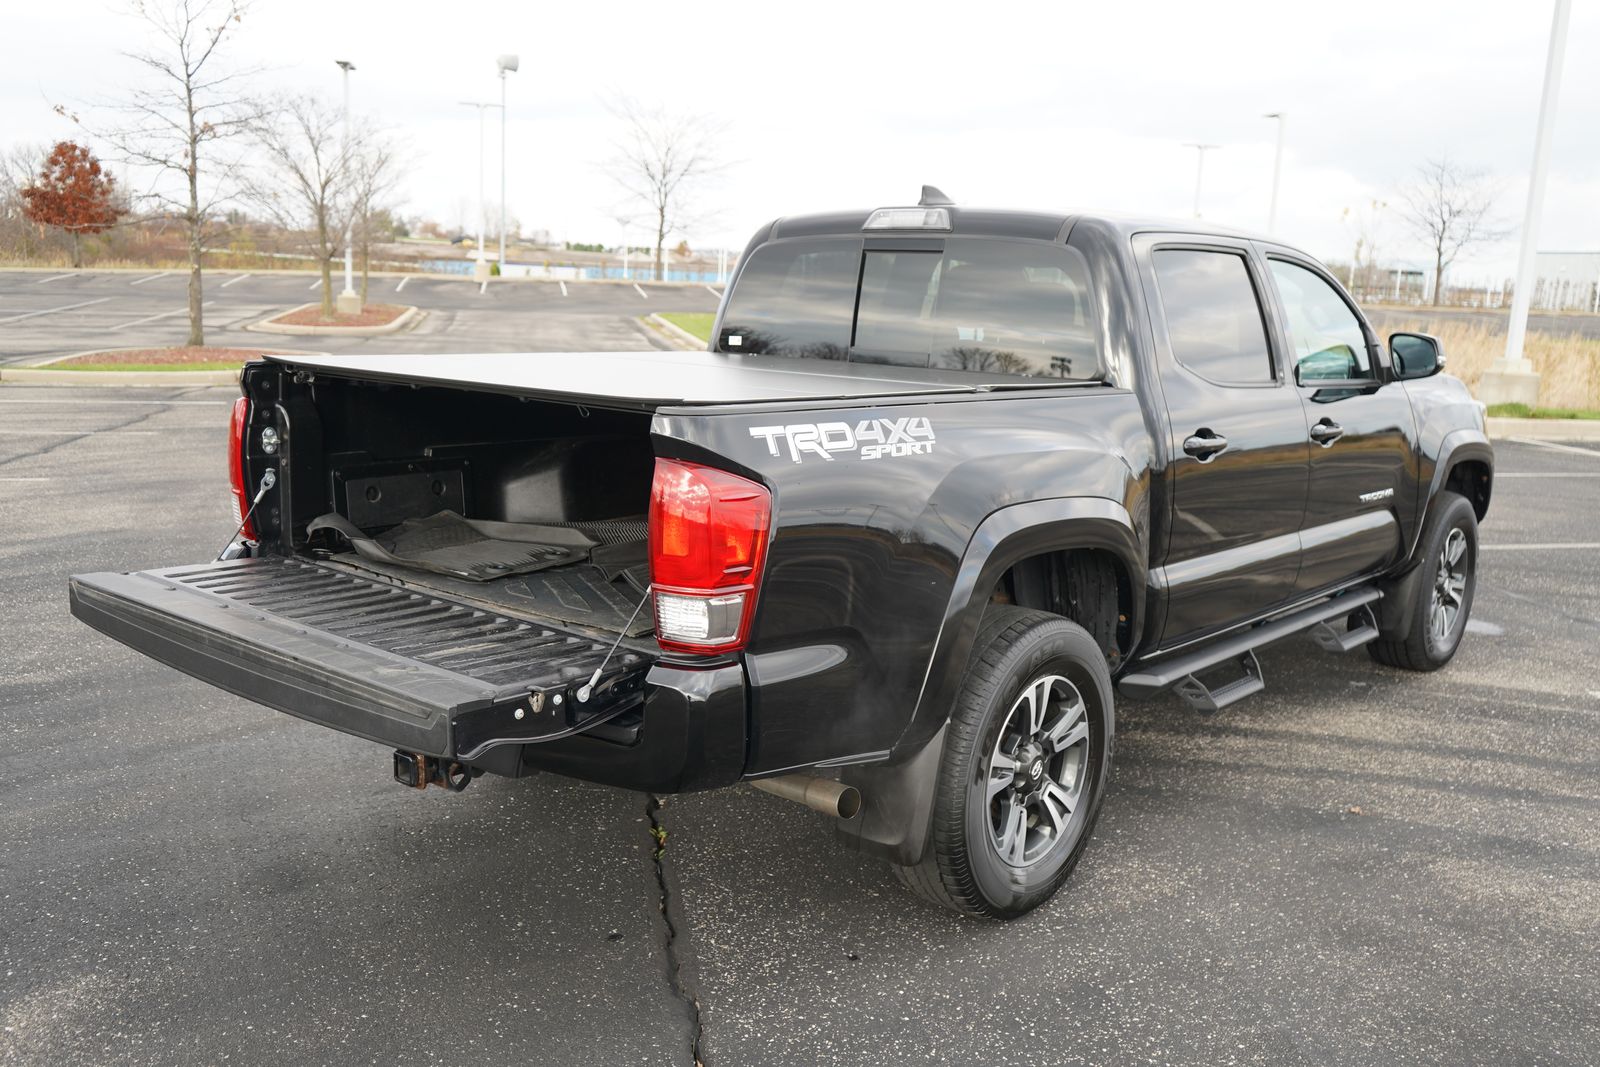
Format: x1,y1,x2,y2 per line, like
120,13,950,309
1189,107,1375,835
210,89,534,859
68,557,653,760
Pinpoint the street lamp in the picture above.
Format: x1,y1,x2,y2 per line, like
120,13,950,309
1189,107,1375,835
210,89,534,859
334,60,359,313
1183,143,1220,219
496,55,519,273
1264,112,1286,233
459,100,502,280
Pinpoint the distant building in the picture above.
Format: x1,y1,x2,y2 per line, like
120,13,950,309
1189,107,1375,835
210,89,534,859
1533,251,1600,312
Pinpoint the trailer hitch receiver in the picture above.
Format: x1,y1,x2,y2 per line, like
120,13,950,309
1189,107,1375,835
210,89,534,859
393,750,476,792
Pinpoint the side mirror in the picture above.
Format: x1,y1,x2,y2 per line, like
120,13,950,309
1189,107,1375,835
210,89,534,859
1389,332,1446,380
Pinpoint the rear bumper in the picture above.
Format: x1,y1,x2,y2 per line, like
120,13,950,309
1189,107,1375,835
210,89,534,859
67,560,743,789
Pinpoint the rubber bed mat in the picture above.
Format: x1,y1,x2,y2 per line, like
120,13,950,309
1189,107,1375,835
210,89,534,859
327,554,654,638
309,511,593,582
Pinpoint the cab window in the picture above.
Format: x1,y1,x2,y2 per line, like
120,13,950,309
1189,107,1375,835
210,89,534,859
1152,249,1276,385
1268,259,1372,381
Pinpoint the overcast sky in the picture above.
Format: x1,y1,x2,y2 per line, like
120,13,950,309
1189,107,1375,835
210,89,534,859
5,0,1596,280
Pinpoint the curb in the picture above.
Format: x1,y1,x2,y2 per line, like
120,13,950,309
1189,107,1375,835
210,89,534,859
644,313,709,351
0,367,239,386
246,303,422,336
1486,416,1600,441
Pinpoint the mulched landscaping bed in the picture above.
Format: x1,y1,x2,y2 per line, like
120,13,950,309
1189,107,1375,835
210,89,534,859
269,302,409,328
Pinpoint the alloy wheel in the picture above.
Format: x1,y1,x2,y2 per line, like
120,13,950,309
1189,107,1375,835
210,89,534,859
1430,527,1469,645
984,674,1091,867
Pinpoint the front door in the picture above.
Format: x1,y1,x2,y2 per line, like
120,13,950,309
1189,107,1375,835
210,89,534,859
1136,237,1310,649
1260,253,1418,597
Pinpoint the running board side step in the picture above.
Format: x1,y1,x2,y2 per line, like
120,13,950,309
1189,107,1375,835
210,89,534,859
1118,588,1383,705
1307,602,1380,653
1171,649,1264,714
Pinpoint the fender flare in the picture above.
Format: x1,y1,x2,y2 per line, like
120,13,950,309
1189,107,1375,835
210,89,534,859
1407,428,1493,565
902,496,1144,754
835,496,1143,866
1379,428,1493,637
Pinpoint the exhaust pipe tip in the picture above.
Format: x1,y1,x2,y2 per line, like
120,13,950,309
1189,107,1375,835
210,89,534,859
751,773,861,819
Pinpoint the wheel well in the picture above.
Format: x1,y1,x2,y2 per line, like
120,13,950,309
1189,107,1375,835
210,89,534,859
1445,459,1491,520
992,548,1132,669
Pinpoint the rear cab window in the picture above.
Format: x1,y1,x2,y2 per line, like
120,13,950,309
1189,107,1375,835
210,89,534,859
718,236,1101,381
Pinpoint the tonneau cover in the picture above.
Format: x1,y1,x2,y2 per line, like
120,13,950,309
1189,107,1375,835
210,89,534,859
267,350,1080,409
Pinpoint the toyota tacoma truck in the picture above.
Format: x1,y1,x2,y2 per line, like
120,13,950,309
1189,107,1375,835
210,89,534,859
70,189,1493,919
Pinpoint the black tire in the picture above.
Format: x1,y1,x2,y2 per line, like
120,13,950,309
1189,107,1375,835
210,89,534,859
893,606,1114,919
1369,490,1478,671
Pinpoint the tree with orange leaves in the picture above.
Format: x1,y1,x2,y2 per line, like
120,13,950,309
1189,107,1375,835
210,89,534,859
22,141,123,268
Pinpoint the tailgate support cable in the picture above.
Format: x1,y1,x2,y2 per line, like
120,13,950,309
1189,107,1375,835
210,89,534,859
577,584,651,704
214,468,276,562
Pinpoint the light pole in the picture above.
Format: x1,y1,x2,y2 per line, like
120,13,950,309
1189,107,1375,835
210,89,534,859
1264,112,1286,233
496,55,518,273
335,60,359,313
1481,0,1571,406
459,100,502,281
1183,143,1219,219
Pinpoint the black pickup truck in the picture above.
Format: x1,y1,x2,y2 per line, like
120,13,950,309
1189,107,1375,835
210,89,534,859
70,190,1492,918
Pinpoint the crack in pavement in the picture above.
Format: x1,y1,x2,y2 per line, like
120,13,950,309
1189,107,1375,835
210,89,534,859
647,794,705,1067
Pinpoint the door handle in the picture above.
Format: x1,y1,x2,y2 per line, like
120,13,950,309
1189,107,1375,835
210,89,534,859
1309,420,1345,446
1182,430,1229,461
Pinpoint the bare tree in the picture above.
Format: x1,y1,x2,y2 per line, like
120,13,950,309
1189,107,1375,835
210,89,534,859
605,99,723,281
0,144,55,262
244,93,351,316
85,0,257,345
1397,158,1503,306
349,128,404,302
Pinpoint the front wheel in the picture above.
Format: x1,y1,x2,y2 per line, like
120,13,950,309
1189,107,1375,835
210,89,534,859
1369,490,1479,671
893,607,1114,919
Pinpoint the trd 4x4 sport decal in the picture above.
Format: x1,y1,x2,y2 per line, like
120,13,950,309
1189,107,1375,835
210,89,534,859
749,417,936,464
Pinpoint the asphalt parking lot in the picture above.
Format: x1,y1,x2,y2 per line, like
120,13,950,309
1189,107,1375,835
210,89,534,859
1,385,1597,1066
0,269,722,364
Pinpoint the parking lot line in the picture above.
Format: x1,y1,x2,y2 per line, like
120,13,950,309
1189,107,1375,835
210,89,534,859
1480,542,1600,551
105,300,215,331
0,398,230,405
1507,437,1600,457
0,429,160,436
559,280,567,297
395,276,409,292
479,280,488,295
307,278,322,290
633,283,649,300
0,476,52,482
704,284,722,298
35,273,75,284
129,272,169,285
219,273,251,288
0,297,112,325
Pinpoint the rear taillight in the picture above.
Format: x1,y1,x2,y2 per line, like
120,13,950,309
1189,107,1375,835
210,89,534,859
648,459,772,654
228,396,254,540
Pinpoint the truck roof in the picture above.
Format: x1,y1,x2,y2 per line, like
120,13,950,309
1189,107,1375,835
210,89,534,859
765,205,1276,247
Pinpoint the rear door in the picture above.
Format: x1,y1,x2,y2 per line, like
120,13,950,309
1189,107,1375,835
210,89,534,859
1134,235,1310,649
1257,251,1417,596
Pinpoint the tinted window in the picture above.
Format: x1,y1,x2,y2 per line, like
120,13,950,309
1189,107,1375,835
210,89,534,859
855,240,1096,377
719,238,859,360
718,236,1099,380
1153,249,1275,384
1269,259,1372,381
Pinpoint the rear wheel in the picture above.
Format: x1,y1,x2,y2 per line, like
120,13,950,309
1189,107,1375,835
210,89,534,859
1369,490,1478,671
893,607,1113,919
